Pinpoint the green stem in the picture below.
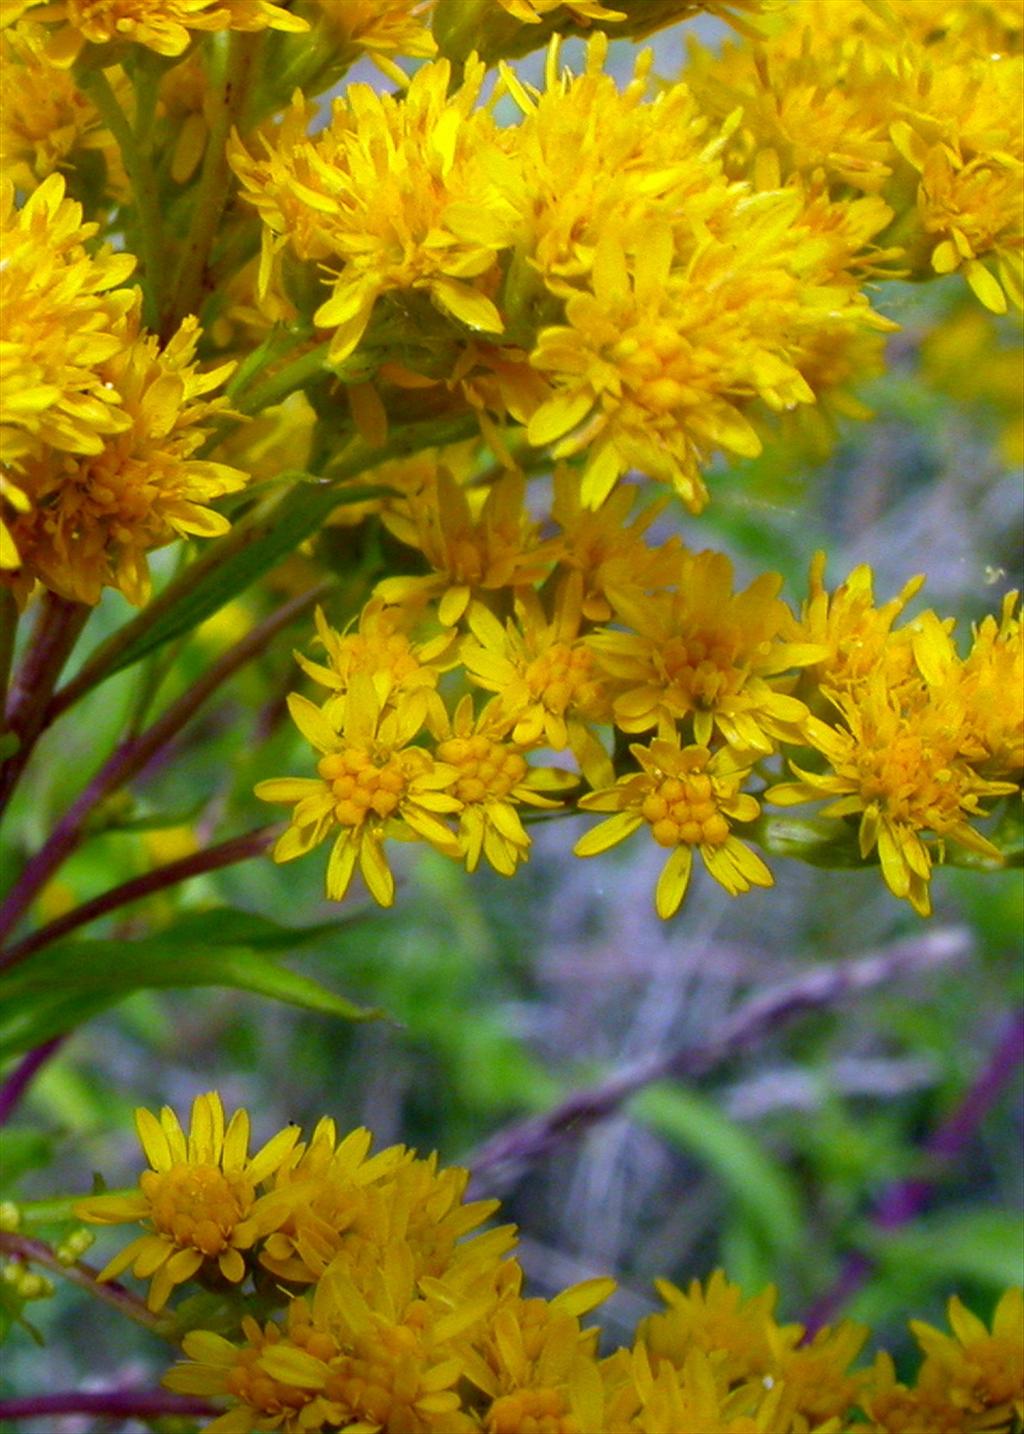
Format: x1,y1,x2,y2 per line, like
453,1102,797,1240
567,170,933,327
167,31,261,335
79,67,165,331
237,339,334,415
13,1191,135,1225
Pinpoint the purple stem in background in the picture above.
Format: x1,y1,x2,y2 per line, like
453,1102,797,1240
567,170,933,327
804,1004,1024,1334
0,1391,215,1420
0,1035,66,1126
0,824,279,973
467,926,972,1197
0,1233,166,1335
0,584,324,948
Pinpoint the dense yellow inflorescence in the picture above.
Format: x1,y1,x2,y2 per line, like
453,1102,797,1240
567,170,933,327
0,0,1020,918
71,1094,1023,1434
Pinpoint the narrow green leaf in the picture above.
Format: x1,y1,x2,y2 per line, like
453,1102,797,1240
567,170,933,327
0,933,382,1056
858,1208,1024,1288
634,1084,803,1256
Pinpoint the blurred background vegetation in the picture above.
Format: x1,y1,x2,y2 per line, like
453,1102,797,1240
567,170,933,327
1,24,1022,1432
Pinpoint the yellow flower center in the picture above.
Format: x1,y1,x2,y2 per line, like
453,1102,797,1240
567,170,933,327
488,1387,579,1434
324,1325,426,1426
226,1344,320,1416
640,771,730,848
342,631,421,686
318,748,409,827
856,732,964,829
435,733,527,804
525,642,599,715
140,1164,251,1256
659,633,740,708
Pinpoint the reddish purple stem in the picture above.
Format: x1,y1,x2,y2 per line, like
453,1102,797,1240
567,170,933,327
0,1391,215,1420
804,1004,1024,1333
0,1035,66,1126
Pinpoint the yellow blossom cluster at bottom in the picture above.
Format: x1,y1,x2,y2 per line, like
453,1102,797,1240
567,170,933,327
75,1093,1023,1434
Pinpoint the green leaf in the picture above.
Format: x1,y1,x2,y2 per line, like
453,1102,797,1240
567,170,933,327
858,1208,1024,1289
0,928,383,1056
0,1128,57,1191
634,1084,803,1257
68,479,384,692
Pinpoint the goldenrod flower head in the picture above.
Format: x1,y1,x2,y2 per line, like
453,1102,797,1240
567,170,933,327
301,0,436,82
256,678,462,906
506,36,718,289
795,552,925,701
75,1092,300,1312
230,57,519,363
463,1280,614,1433
0,172,134,470
435,694,576,875
550,469,682,623
576,739,772,918
910,1289,1023,1424
769,672,1016,915
460,577,614,783
295,600,457,737
0,19,123,195
9,309,246,605
377,468,559,626
22,0,307,67
637,1271,778,1387
764,1316,870,1425
591,549,824,753
959,591,1024,778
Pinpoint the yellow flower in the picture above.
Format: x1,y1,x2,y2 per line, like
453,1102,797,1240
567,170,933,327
0,172,135,566
462,1279,614,1434
163,1302,353,1434
434,694,576,876
167,1255,488,1434
75,1092,300,1312
575,739,772,918
768,673,1016,916
23,0,307,67
230,57,520,363
460,575,614,785
255,678,462,907
959,590,1023,779
591,549,825,753
550,467,682,624
377,468,560,626
637,1270,778,1387
294,600,457,737
793,552,925,702
301,0,436,84
911,1290,1024,1425
0,19,124,195
9,307,245,606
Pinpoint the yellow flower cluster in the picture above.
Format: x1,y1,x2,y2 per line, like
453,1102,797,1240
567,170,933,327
0,174,244,603
228,28,896,514
259,454,1021,920
75,1094,1024,1434
684,0,1024,314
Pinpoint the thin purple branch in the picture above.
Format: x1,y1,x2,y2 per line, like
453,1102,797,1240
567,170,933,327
466,926,972,1198
0,1391,215,1420
804,1004,1024,1333
0,594,90,816
0,1035,66,1126
0,1232,167,1336
0,584,325,948
0,825,279,973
